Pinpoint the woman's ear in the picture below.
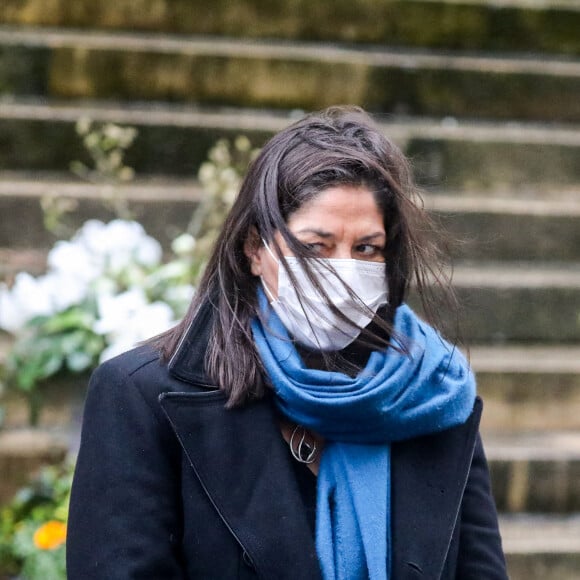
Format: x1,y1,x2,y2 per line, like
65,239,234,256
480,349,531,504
243,227,263,276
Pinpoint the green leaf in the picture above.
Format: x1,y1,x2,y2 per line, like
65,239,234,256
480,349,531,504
39,351,65,380
59,330,87,354
16,363,43,391
83,334,105,356
65,351,94,373
14,346,65,391
42,308,94,333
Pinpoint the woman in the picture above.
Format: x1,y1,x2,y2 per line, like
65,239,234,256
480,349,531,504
67,106,508,579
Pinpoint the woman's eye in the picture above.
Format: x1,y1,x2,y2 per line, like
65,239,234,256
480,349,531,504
303,242,325,253
356,244,384,257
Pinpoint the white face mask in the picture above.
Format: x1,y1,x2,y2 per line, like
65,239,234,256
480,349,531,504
261,243,388,351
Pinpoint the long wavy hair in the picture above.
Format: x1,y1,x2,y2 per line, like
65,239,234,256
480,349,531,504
154,106,457,406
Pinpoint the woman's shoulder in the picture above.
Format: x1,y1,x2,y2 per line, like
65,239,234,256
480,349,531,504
94,343,162,382
87,344,181,418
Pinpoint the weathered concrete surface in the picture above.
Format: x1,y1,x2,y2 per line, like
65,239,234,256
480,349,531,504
0,428,68,503
0,371,88,432
412,264,580,343
1,0,580,55
501,514,580,580
487,432,580,513
0,179,202,250
1,28,580,121
428,195,580,262
0,247,46,280
1,101,580,189
474,346,580,433
2,178,580,262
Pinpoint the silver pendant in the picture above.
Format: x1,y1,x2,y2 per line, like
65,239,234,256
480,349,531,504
290,425,317,464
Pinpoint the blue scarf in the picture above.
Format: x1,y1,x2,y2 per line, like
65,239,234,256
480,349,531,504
251,291,476,580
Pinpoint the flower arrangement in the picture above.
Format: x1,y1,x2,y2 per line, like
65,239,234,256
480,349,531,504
0,128,258,578
0,463,72,579
0,134,258,427
0,219,196,426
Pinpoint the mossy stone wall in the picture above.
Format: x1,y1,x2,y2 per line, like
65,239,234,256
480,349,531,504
2,0,580,54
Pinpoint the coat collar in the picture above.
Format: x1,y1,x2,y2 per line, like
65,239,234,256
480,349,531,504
167,297,214,387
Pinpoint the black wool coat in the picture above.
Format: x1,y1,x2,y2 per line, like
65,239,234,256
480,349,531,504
67,304,508,580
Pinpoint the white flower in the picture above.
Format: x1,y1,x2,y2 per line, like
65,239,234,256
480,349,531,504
107,150,122,169
75,117,92,135
94,288,148,336
41,272,89,312
84,133,100,149
171,233,196,256
71,219,162,274
0,283,26,333
98,300,175,362
102,124,137,148
164,284,195,312
47,240,102,282
136,236,163,267
92,277,118,297
221,168,238,184
98,340,133,363
102,123,124,142
209,141,230,165
167,261,190,279
4,218,188,373
234,135,251,152
0,273,55,333
104,221,150,256
198,162,217,183
222,185,238,205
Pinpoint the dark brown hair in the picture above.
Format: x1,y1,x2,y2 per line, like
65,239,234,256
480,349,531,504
154,106,457,406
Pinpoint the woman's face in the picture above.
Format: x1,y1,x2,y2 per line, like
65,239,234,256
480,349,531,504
246,184,386,297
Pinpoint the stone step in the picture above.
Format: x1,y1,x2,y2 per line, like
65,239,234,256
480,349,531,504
2,27,580,122
0,247,46,280
1,176,579,263
1,101,580,189
487,432,580,513
447,264,580,343
430,185,580,202
501,513,580,580
0,428,68,503
0,367,87,438
0,175,202,255
427,195,580,262
1,0,579,56
474,346,580,433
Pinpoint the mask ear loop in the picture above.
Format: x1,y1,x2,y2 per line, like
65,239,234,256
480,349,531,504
261,238,279,263
260,238,279,302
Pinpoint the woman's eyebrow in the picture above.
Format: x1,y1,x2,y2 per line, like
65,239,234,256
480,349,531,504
357,232,386,242
295,228,333,238
294,230,386,241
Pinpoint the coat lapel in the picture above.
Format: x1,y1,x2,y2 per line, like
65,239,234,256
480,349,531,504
159,390,322,580
390,398,482,579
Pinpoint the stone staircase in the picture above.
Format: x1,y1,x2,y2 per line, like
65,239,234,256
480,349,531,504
1,1,580,577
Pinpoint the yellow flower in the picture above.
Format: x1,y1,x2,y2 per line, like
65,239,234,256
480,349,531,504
33,521,67,550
